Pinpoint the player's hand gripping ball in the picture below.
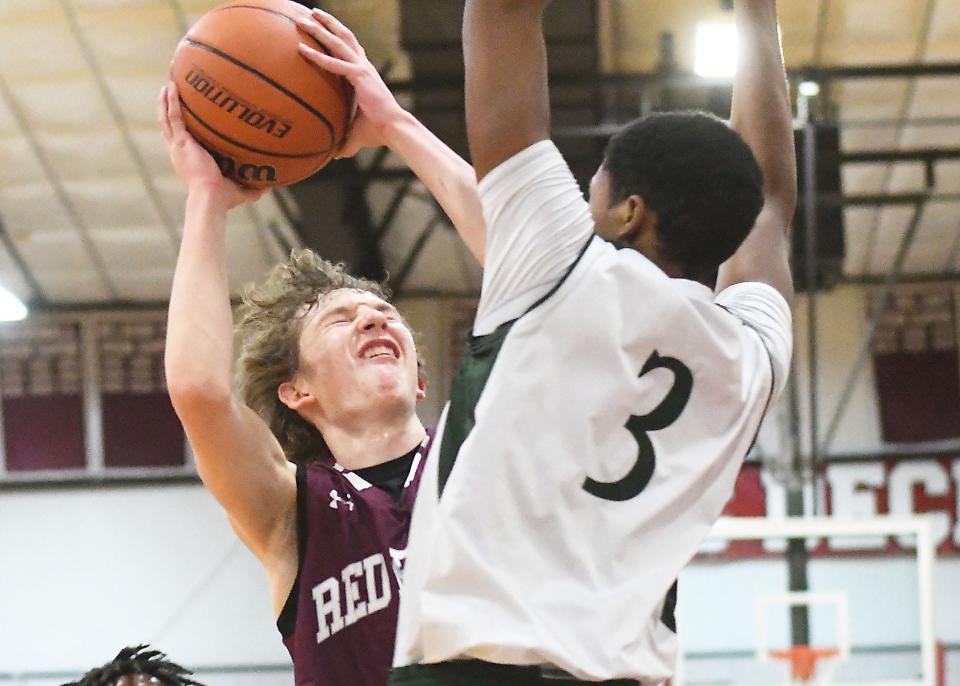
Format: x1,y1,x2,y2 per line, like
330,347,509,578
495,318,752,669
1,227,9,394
170,0,355,188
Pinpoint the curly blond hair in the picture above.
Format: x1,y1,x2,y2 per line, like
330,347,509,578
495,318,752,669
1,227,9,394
235,249,413,464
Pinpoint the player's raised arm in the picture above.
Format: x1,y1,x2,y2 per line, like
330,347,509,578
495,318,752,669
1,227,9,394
715,0,797,303
463,0,552,181
159,84,296,570
297,9,487,263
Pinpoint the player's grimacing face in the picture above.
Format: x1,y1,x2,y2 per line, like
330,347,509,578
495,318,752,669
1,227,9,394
294,288,422,420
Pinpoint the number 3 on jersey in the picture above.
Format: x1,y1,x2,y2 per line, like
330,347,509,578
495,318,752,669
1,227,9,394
583,351,693,502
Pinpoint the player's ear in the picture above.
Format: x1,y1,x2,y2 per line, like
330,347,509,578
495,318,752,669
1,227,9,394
416,376,426,401
614,194,650,244
279,380,312,411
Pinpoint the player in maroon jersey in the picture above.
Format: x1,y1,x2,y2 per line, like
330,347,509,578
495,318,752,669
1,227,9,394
159,9,483,686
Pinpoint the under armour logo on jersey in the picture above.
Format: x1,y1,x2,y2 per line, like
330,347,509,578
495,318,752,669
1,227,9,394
329,489,355,511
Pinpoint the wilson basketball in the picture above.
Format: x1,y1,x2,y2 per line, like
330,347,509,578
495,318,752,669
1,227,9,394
170,0,354,188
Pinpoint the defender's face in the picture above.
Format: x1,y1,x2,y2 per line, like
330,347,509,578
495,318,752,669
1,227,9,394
588,166,620,242
294,288,422,422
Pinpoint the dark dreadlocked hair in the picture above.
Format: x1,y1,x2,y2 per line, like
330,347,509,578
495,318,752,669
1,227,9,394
61,645,204,686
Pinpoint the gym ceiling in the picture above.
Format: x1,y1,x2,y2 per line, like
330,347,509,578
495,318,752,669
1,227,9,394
0,0,957,311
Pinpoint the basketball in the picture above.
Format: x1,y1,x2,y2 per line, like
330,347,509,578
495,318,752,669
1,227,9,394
170,0,354,188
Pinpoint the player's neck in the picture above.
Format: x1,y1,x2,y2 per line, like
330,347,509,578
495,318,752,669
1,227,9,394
323,414,426,471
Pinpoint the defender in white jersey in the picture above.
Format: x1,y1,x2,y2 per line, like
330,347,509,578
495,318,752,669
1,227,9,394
391,1,796,684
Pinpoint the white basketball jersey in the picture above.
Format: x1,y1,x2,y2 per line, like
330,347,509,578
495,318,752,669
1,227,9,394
394,141,792,682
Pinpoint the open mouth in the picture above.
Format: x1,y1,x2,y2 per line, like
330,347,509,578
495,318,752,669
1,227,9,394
358,339,400,360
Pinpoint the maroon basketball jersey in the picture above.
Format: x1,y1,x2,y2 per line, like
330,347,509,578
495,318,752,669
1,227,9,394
278,439,428,686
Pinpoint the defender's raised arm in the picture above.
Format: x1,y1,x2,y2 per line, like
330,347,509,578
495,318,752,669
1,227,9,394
463,0,552,181
716,0,797,303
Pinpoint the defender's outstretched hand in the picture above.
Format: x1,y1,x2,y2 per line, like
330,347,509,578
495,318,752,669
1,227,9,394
296,8,405,159
157,83,266,208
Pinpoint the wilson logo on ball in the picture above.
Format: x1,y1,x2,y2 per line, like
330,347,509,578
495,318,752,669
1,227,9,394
186,68,293,139
210,149,278,184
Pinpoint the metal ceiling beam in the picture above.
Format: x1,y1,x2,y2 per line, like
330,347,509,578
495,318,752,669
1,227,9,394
830,191,960,207
841,147,960,164
811,0,831,66
857,0,937,275
391,214,442,296
385,62,960,94
375,177,415,243
820,194,931,455
837,115,960,128
840,271,960,285
0,75,119,300
0,216,48,307
244,203,288,265
56,0,181,256
795,61,960,81
165,0,189,33
944,218,960,272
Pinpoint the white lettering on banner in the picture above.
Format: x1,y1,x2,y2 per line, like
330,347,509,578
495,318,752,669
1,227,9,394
759,470,820,552
825,463,887,550
888,460,951,548
313,553,393,644
702,458,960,558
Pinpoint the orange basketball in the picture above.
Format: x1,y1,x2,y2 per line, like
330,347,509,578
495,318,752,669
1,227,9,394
170,0,354,188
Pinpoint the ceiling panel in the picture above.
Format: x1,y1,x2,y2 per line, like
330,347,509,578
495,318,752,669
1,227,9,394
13,226,109,302
902,201,960,273
924,0,960,61
12,78,115,131
840,126,901,152
867,204,921,275
935,160,960,193
886,163,926,194
842,164,889,195
842,207,874,275
906,76,960,117
38,131,136,180
897,123,960,148
832,79,912,120
0,0,292,309
818,0,929,64
0,0,959,309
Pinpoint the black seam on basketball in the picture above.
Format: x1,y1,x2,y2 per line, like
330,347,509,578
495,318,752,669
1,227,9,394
179,96,333,159
182,36,339,146
211,5,336,59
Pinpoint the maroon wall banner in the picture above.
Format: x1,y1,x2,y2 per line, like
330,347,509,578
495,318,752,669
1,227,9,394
701,457,960,559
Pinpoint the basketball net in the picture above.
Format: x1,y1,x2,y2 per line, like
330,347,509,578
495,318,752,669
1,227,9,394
769,646,839,686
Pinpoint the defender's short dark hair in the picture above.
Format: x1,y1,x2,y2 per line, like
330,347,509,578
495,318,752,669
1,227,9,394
602,111,764,283
62,644,204,686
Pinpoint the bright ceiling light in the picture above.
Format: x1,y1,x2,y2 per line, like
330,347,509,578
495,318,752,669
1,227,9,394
799,80,821,97
694,22,739,79
0,285,28,321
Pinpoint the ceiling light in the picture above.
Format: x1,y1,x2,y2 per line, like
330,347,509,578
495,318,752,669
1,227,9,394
0,285,28,321
799,80,821,97
694,22,738,79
